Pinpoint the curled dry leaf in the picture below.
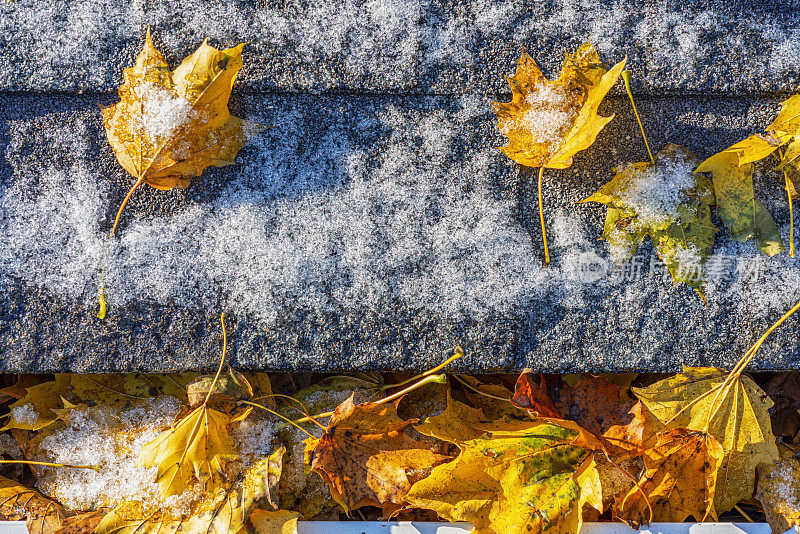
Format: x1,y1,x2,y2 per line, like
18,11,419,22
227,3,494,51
137,405,238,499
0,474,67,534
755,457,800,534
406,419,604,534
511,371,562,419
582,144,718,298
631,366,778,514
305,395,450,515
615,428,723,526
494,42,625,169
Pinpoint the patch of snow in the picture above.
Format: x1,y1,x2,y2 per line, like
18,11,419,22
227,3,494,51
34,396,182,512
516,84,576,153
617,153,695,228
11,404,38,426
133,84,193,140
3,0,800,92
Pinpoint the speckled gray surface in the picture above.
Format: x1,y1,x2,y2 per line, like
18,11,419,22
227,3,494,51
1,1,800,373
3,0,800,95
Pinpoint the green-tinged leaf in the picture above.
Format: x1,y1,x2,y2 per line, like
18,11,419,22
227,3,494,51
631,366,778,514
406,419,603,534
696,149,784,256
583,144,718,297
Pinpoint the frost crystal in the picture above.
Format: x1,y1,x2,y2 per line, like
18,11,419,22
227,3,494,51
34,396,182,511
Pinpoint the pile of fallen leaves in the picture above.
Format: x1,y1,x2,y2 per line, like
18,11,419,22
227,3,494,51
0,307,797,534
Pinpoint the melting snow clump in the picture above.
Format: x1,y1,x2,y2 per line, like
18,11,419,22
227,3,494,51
34,396,182,512
517,84,575,153
133,84,194,140
617,153,696,227
11,404,38,426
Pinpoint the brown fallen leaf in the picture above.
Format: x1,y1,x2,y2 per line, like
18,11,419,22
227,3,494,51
102,29,261,235
305,395,450,515
603,399,650,456
0,474,67,534
615,428,723,526
763,372,800,440
511,371,562,418
556,374,636,437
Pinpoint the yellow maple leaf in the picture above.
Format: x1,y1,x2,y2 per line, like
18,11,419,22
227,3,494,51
615,428,723,526
1,375,72,432
695,96,800,256
249,509,300,534
137,404,238,499
494,43,625,169
493,43,625,263
102,28,261,235
630,366,778,514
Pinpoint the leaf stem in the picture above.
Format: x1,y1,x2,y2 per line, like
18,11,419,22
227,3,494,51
537,166,550,265
779,147,795,258
734,504,754,523
203,312,228,408
110,176,145,238
380,347,463,391
374,374,446,407
703,299,800,432
0,460,100,471
240,400,318,438
622,70,655,166
452,374,514,403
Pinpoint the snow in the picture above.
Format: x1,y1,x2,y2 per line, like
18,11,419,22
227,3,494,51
617,153,696,228
3,94,800,339
11,404,38,426
132,84,194,141
2,0,800,92
34,396,183,512
516,84,576,153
